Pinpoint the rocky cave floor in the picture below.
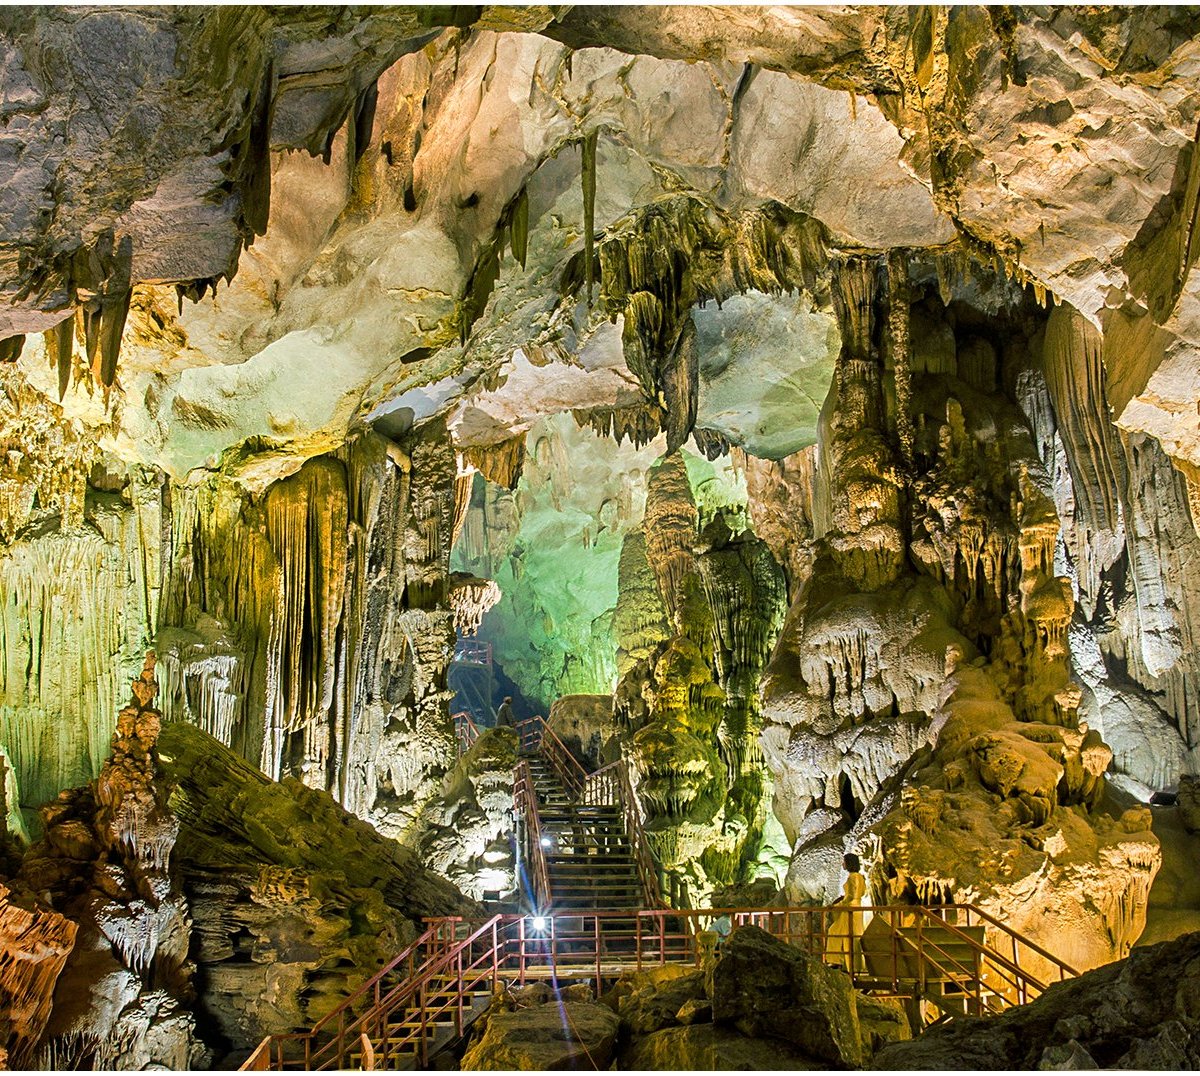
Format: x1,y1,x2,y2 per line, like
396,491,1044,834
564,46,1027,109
442,925,1200,1071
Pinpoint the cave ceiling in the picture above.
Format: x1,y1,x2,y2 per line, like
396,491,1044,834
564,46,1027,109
3,5,1198,490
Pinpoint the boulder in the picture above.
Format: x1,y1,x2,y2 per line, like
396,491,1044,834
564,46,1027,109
676,998,712,1025
855,994,912,1059
547,694,619,770
617,969,706,1036
873,932,1200,1070
622,1023,824,1070
1178,775,1200,835
708,925,862,1067
461,1000,619,1070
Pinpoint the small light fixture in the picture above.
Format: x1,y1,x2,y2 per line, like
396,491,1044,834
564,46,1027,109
540,836,552,848
530,915,548,933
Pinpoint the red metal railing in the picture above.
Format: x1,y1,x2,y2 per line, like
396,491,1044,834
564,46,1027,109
452,710,480,755
581,758,663,908
242,902,1080,1069
539,723,589,797
452,639,493,666
512,714,588,795
513,760,552,910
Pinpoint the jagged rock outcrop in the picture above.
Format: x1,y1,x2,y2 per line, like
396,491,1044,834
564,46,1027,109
708,925,862,1068
874,930,1200,1070
547,694,619,771
762,256,1161,969
158,425,457,840
420,727,518,901
16,654,203,1070
0,883,76,1066
154,717,476,1058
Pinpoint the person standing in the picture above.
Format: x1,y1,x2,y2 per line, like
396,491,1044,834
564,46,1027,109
495,696,515,729
825,852,868,972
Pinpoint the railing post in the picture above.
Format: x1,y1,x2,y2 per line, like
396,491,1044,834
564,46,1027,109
419,978,428,1068
519,915,527,985
594,914,602,997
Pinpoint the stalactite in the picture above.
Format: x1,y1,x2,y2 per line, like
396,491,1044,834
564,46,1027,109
43,318,73,401
571,402,664,449
463,434,525,490
452,469,473,545
581,129,598,304
565,197,828,455
0,336,23,363
510,186,529,269
887,250,914,468
449,574,501,637
0,470,160,807
158,430,458,835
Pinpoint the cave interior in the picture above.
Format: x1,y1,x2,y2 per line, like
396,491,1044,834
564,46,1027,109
3,4,1200,1071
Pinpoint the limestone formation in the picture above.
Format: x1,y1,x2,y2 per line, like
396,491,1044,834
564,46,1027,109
3,6,1200,1070
158,426,457,839
762,255,1163,970
16,654,203,1070
0,883,76,1066
614,450,788,905
155,718,476,1058
419,727,518,901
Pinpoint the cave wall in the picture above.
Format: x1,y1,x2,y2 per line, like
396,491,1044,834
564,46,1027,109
757,254,1163,971
158,424,458,840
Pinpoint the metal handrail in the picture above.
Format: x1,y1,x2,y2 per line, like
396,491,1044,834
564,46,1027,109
315,914,511,1070
953,902,1079,981
452,710,481,755
243,902,1079,1069
539,721,589,797
513,760,552,909
452,639,492,666
581,757,664,907
514,715,544,754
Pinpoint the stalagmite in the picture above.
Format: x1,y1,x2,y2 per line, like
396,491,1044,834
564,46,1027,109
642,453,699,628
17,653,202,1070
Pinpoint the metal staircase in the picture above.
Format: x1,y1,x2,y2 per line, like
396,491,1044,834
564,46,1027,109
522,753,645,911
241,717,1082,1071
512,716,662,915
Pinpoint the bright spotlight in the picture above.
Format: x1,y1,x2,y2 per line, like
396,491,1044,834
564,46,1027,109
540,836,552,848
530,915,548,933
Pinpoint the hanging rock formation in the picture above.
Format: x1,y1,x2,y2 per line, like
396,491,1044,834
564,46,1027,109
158,424,458,841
